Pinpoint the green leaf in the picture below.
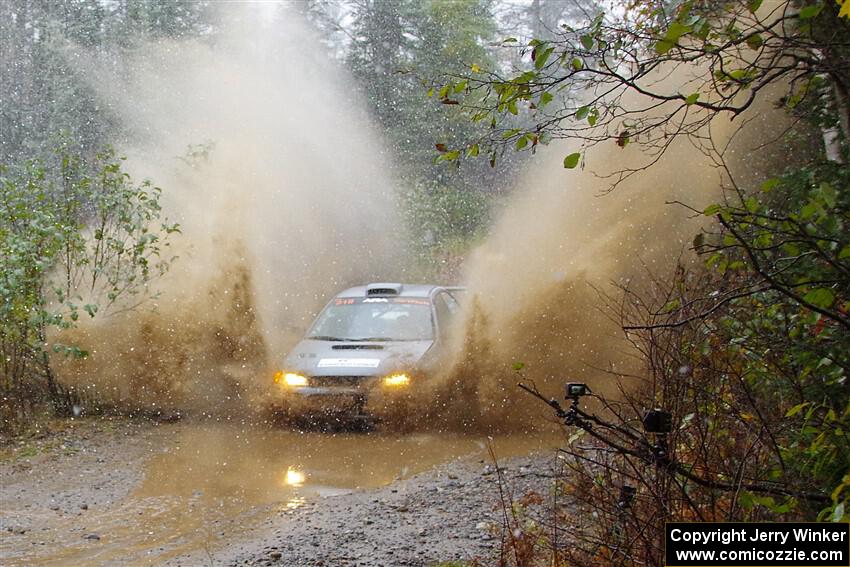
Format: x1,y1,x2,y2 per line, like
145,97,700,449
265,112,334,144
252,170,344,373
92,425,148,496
580,35,593,50
540,91,553,107
801,202,818,220
515,136,528,150
739,491,756,510
786,402,811,417
832,502,845,523
665,22,692,42
657,22,692,54
760,178,780,192
703,203,721,216
745,196,759,213
575,106,590,120
799,4,823,19
534,46,554,69
804,288,835,309
563,152,581,169
746,34,764,50
747,0,763,12
728,68,753,82
753,494,777,509
684,92,700,105
820,182,837,208
655,38,675,55
838,245,850,259
771,498,795,515
571,58,583,71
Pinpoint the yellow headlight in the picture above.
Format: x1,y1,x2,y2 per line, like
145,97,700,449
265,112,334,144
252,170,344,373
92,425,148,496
284,468,306,487
283,373,308,387
384,373,410,387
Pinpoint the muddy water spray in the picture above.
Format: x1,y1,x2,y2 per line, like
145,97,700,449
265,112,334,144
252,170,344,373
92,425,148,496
429,69,789,430
56,5,406,413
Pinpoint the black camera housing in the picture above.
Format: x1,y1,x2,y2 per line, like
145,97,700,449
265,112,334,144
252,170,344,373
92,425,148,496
618,484,636,508
642,409,673,434
565,382,590,399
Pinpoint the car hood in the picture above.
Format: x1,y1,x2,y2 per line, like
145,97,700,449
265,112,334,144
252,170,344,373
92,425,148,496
284,339,435,377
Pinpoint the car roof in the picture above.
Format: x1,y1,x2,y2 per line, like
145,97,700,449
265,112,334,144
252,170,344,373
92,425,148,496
334,283,443,299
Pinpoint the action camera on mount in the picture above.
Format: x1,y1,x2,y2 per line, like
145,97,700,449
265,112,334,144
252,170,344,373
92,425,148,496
642,409,672,434
565,382,591,399
618,485,636,509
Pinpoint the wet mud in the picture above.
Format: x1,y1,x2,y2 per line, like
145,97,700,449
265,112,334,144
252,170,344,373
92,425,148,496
0,418,559,566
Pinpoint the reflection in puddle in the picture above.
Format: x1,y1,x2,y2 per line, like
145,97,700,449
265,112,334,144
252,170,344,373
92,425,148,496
285,496,307,510
12,422,558,566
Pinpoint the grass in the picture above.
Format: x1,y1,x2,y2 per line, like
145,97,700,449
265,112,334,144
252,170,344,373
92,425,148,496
17,445,39,458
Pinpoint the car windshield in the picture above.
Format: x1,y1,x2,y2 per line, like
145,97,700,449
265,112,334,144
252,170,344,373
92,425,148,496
308,298,434,341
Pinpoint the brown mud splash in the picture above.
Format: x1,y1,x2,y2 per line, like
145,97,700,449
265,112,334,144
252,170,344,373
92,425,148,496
52,4,405,416
56,240,270,414
426,73,793,431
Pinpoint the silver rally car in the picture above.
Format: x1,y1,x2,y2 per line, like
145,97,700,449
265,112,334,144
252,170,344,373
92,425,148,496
273,283,462,416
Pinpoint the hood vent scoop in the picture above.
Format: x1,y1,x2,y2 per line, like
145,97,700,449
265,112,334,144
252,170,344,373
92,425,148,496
366,283,402,296
332,344,384,350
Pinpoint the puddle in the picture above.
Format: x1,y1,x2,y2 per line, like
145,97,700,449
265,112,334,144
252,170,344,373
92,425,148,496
4,422,559,566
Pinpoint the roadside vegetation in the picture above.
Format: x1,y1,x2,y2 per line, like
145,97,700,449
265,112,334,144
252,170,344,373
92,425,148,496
0,141,178,431
0,0,211,432
429,0,850,563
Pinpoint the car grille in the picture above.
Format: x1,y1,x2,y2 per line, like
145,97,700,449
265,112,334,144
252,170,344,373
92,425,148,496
308,376,375,388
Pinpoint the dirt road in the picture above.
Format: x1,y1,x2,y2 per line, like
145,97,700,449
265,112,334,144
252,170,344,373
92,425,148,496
0,417,562,566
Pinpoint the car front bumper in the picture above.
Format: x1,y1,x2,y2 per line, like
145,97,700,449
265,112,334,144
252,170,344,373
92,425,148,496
276,377,413,416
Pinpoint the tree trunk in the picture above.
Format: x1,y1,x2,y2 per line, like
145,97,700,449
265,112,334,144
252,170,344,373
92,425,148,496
35,325,71,417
